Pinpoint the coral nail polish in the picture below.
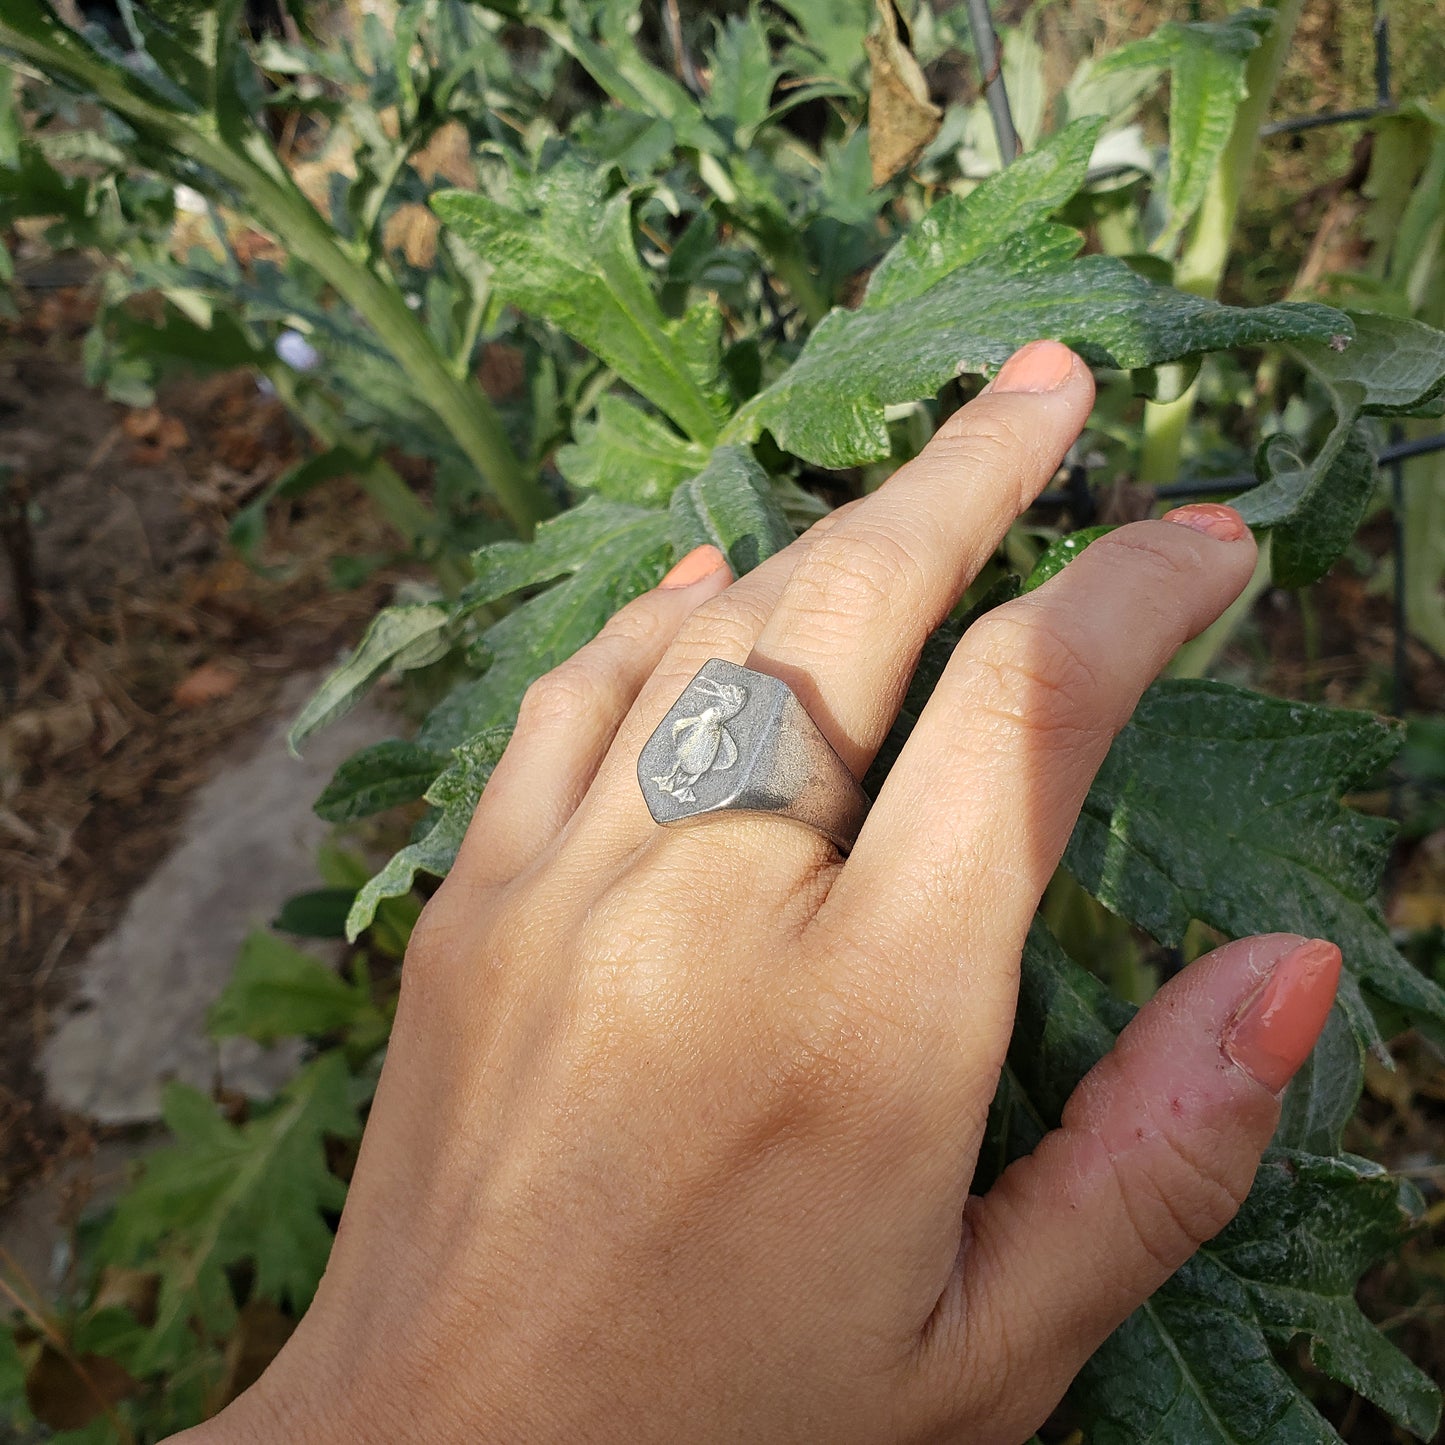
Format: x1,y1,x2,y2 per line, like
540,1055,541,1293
1160,503,1251,543
1222,939,1342,1093
990,340,1077,394
660,544,729,589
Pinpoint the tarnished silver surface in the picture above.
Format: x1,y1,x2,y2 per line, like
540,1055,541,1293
637,658,870,854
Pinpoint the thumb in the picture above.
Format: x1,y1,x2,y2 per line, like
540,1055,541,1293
932,933,1341,1439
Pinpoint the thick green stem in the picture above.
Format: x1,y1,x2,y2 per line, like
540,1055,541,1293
1,11,552,536
1138,0,1306,487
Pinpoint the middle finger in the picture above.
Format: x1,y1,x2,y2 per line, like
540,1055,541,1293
747,339,1093,778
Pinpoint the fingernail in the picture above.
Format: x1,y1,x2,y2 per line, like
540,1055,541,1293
1222,940,1343,1093
659,543,729,589
991,340,1077,394
1160,503,1251,543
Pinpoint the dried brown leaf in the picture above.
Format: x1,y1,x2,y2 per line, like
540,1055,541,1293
865,0,941,186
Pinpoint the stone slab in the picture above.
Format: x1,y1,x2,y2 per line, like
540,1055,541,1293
42,674,397,1124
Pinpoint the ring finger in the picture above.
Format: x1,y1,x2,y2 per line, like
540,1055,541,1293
449,504,862,892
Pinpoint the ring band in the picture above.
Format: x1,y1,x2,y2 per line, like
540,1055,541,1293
636,659,870,855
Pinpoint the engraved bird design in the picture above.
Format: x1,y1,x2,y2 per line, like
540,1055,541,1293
650,677,748,803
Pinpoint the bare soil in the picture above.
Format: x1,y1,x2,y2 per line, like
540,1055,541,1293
0,285,403,1205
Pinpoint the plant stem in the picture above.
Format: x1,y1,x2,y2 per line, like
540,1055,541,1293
0,10,552,536
1137,0,1306,487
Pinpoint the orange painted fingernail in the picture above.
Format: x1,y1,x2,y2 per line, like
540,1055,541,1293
659,543,729,589
1222,940,1342,1093
1160,503,1251,542
990,340,1077,394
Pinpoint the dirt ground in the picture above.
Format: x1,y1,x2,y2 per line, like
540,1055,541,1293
0,285,404,1206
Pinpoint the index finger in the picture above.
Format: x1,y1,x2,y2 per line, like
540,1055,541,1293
822,505,1258,1013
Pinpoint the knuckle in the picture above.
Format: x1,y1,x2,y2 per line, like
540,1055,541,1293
931,406,1041,511
670,589,769,659
1089,525,1204,591
597,591,675,650
399,885,479,1007
1109,1120,1250,1272
961,608,1107,740
516,662,606,733
785,528,926,630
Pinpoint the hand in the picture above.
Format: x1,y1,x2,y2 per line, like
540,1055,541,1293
179,341,1340,1444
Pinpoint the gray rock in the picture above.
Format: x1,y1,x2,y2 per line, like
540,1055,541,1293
42,673,397,1124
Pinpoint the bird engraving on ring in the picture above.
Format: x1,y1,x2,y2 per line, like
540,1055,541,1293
649,677,748,803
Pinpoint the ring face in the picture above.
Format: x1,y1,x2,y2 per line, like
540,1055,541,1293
637,659,870,853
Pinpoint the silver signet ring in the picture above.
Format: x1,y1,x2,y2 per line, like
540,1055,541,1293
636,658,870,855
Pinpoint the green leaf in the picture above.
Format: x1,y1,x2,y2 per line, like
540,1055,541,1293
99,1054,359,1373
346,728,511,939
706,9,785,143
773,0,873,82
314,739,450,823
0,1326,32,1432
668,446,795,577
433,164,726,444
536,0,713,148
1296,311,1445,418
1157,12,1272,249
994,924,1440,1443
1237,312,1445,584
1021,524,1115,592
272,888,356,939
464,497,674,716
865,117,1104,308
208,931,379,1044
1275,1007,1364,1155
732,182,1347,467
110,302,268,374
355,507,673,927
556,394,710,506
1074,11,1272,249
288,602,452,754
1064,679,1445,1051
1247,422,1378,588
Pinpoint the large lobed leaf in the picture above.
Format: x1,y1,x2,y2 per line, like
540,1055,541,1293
345,726,511,940
289,602,453,755
557,393,710,506
727,125,1347,468
433,163,727,445
208,930,383,1045
1064,679,1445,1051
98,1054,359,1374
668,444,795,577
989,924,1440,1444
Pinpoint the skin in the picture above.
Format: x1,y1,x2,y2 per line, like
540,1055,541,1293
174,342,1340,1445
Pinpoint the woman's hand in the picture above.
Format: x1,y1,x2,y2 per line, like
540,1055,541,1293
182,341,1340,1444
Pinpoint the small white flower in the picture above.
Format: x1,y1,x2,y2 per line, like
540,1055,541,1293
276,329,321,371
173,184,208,215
